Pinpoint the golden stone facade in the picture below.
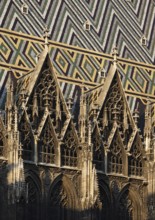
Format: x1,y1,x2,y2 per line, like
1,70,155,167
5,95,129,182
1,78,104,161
0,44,155,220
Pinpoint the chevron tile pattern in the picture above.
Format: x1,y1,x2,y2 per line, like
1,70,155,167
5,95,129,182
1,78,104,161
0,0,155,110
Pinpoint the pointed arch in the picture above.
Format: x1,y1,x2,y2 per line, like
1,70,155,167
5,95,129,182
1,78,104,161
128,134,144,177
61,122,78,167
92,125,105,171
49,174,79,220
22,53,69,130
94,179,111,220
116,185,142,220
38,116,58,164
19,111,34,161
25,171,41,220
97,70,134,133
108,129,127,175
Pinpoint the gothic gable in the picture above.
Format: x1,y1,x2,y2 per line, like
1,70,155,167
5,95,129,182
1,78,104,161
17,49,71,141
96,67,134,134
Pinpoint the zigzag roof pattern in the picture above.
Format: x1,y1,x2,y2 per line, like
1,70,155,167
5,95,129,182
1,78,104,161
0,0,154,62
0,0,155,115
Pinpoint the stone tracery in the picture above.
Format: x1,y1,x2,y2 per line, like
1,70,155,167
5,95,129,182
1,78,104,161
0,50,148,220
129,141,143,177
118,191,134,220
61,128,78,167
38,118,56,164
108,134,124,174
19,113,33,161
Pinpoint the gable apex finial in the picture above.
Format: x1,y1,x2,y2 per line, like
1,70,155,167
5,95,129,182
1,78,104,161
112,45,119,69
43,25,50,51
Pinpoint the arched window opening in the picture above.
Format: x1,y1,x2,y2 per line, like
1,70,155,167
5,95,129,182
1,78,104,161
129,148,143,176
39,121,55,164
50,177,77,220
129,140,143,177
91,183,110,220
61,130,78,167
93,130,105,171
25,177,40,220
20,116,33,161
108,139,123,174
118,191,133,220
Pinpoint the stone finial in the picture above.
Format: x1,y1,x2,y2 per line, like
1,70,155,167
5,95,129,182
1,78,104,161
19,88,27,110
112,104,119,124
112,45,118,68
79,84,87,143
43,26,50,51
88,121,91,146
6,68,14,109
133,103,139,126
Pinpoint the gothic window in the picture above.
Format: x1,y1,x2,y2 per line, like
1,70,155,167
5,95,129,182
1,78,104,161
25,177,40,220
19,115,33,161
61,130,78,167
129,142,143,176
95,184,110,220
118,191,133,220
50,181,69,207
0,131,4,157
93,129,104,171
108,138,123,174
50,181,70,220
38,121,55,164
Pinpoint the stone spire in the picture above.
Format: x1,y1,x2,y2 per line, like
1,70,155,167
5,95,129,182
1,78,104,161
144,99,152,152
79,85,87,143
5,71,27,205
6,69,14,110
5,70,14,132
